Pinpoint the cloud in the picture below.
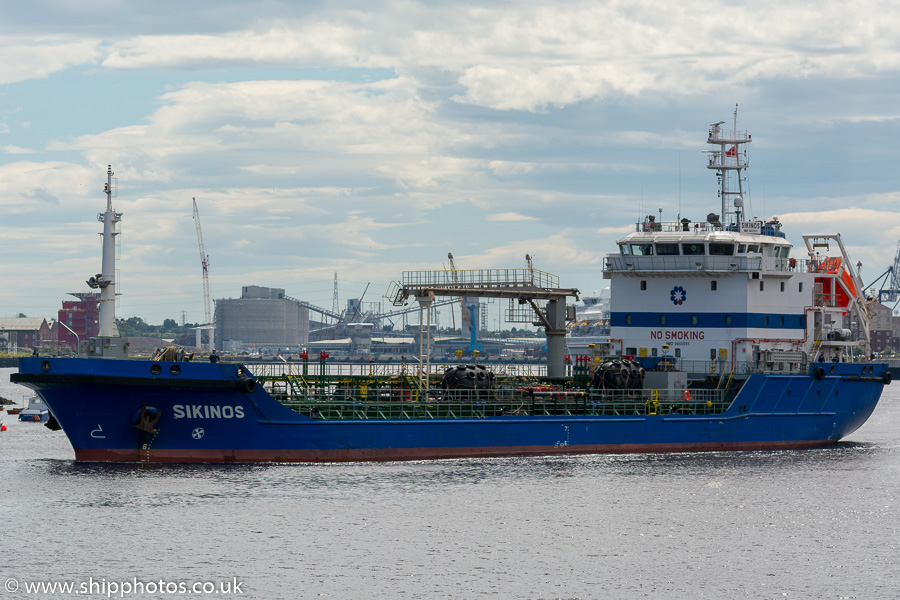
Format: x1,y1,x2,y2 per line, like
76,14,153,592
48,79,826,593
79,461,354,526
102,25,374,70
487,212,535,222
0,37,99,84
2,0,900,324
461,230,606,270
1,145,36,154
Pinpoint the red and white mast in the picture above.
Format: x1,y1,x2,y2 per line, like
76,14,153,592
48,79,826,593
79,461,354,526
706,104,751,227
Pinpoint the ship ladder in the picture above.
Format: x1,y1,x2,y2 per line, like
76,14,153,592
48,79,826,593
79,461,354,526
720,371,734,391
647,389,660,415
715,367,732,391
403,376,420,402
810,337,824,364
286,374,311,402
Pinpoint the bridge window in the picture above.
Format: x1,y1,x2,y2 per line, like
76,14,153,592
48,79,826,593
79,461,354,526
651,347,658,357
747,244,759,253
656,243,679,255
620,244,631,255
710,280,718,291
640,280,647,290
630,244,653,256
709,243,735,256
682,243,705,255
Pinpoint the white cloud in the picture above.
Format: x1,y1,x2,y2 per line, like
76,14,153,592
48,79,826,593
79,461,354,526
2,1,900,323
487,212,535,222
0,37,99,84
1,145,36,154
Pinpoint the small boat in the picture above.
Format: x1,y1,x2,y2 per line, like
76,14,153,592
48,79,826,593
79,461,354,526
19,396,49,422
6,407,21,415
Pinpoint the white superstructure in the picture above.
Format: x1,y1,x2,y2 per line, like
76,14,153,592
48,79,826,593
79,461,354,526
602,109,872,376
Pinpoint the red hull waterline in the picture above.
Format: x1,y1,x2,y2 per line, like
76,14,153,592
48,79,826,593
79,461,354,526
75,440,840,463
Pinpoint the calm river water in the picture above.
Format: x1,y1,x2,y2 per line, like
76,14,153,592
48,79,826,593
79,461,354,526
1,367,898,599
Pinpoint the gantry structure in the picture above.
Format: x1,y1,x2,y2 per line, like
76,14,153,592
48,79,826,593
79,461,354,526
387,257,580,379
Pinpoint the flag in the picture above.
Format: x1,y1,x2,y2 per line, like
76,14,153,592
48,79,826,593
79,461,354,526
726,145,737,157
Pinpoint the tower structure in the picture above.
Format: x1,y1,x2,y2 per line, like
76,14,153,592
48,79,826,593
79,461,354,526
83,165,127,357
706,104,751,227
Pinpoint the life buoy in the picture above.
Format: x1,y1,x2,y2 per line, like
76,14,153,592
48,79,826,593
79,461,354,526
32,414,40,421
789,258,797,269
683,390,691,402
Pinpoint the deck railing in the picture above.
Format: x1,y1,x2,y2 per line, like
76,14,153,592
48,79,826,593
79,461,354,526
261,379,732,420
604,254,810,274
399,267,559,290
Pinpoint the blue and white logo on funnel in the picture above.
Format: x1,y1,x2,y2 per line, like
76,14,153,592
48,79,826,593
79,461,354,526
670,286,686,306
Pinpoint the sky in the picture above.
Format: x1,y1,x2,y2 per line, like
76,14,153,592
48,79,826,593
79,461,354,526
2,0,900,328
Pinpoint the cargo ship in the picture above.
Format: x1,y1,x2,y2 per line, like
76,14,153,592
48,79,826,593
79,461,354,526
11,111,890,462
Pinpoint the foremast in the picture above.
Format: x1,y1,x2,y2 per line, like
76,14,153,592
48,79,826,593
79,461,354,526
84,165,127,358
98,166,120,336
707,104,751,228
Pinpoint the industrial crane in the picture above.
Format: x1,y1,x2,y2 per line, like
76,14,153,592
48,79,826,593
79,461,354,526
863,239,900,311
888,240,900,306
192,197,213,349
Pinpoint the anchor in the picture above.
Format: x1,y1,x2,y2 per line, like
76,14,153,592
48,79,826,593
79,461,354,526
133,405,162,434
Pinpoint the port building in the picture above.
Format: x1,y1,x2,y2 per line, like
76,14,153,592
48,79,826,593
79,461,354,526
57,292,100,349
215,286,309,352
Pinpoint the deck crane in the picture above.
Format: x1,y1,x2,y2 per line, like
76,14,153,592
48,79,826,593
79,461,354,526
192,197,214,350
448,252,482,355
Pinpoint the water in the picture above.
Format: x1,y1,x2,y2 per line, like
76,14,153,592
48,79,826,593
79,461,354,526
2,367,899,599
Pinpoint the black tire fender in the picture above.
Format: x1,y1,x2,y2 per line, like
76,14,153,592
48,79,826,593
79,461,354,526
813,366,826,380
238,376,257,393
883,371,892,385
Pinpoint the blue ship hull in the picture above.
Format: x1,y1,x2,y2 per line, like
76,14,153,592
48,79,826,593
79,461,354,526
11,357,887,463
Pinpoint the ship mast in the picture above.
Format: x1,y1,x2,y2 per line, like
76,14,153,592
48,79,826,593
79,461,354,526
95,165,121,337
706,104,751,227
